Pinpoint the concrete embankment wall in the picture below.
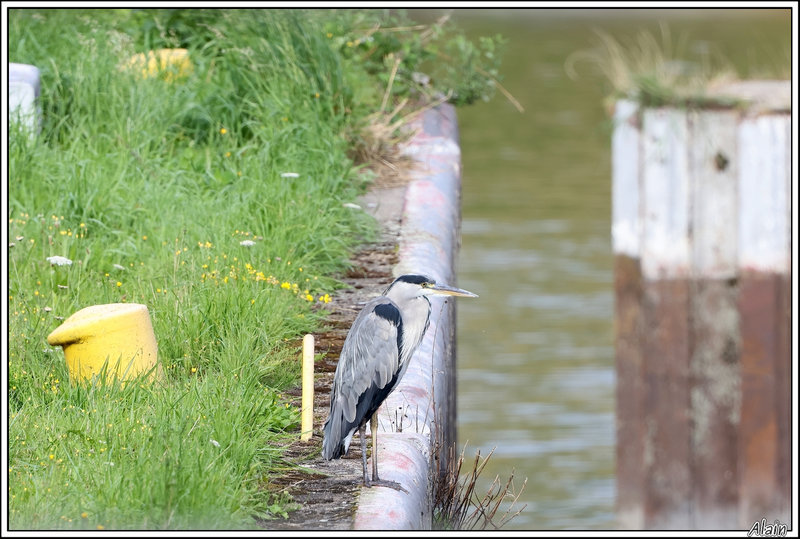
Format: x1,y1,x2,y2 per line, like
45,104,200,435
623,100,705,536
353,104,464,529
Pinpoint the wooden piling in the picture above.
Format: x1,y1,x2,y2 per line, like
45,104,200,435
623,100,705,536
736,112,791,528
301,334,315,441
612,81,791,530
612,99,646,528
687,109,741,528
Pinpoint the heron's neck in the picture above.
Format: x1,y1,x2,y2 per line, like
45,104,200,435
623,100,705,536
397,296,431,366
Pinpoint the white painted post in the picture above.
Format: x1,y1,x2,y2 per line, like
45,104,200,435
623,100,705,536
9,63,41,137
689,109,739,279
612,99,641,259
737,114,791,274
641,108,691,281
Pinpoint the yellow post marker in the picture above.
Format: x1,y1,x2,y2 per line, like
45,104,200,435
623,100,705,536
47,303,160,384
301,334,315,441
121,48,193,82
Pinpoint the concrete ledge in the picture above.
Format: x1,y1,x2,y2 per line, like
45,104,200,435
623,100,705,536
353,433,431,530
353,104,463,530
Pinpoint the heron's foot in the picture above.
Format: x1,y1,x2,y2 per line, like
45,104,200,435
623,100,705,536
363,478,408,493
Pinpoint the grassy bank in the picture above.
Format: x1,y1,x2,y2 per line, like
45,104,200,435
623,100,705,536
8,9,376,530
7,9,503,530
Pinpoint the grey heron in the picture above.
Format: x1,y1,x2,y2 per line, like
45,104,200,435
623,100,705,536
321,274,477,488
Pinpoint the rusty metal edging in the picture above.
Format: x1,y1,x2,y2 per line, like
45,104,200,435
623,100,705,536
353,104,463,530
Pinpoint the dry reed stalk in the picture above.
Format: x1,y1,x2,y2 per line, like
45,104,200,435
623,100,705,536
432,441,527,530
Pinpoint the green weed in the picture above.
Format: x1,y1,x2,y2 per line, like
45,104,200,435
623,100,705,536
565,23,787,109
8,8,373,530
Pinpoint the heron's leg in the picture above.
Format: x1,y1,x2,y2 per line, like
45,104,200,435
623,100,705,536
359,424,369,486
364,414,407,493
371,414,379,481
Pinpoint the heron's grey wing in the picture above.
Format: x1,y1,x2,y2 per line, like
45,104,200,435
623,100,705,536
335,297,402,424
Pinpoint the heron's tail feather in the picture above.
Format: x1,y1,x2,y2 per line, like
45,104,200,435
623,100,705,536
322,413,348,460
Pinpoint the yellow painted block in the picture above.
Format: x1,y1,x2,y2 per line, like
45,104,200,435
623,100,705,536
47,303,160,384
122,48,192,82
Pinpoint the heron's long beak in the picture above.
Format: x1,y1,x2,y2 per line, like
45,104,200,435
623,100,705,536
429,284,478,298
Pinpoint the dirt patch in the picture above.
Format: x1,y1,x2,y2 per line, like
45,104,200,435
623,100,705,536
256,184,408,530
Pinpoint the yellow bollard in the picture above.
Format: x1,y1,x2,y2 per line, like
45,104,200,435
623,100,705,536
47,303,160,384
121,48,193,82
301,334,314,441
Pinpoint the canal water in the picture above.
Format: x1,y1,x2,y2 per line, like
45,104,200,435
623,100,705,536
414,9,790,529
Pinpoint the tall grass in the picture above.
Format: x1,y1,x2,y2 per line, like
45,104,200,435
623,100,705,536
565,23,745,108
8,9,379,529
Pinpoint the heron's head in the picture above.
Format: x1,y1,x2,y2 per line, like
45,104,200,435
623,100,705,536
385,274,478,301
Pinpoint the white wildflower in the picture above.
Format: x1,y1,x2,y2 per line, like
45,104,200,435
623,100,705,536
412,71,430,86
280,172,300,178
46,255,72,266
239,240,256,247
210,439,221,448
